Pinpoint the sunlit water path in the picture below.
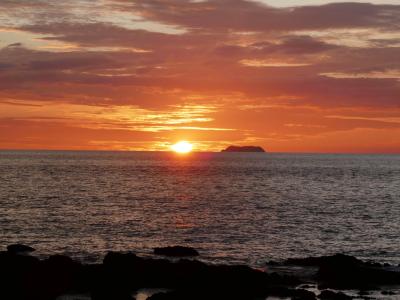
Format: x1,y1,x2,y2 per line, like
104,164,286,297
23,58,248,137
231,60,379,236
1,151,399,266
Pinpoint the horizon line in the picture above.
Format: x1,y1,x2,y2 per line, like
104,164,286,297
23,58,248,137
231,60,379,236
0,149,399,155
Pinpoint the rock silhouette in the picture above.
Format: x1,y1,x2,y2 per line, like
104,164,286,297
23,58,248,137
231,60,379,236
153,246,199,257
221,146,266,152
0,246,399,300
318,290,352,300
282,253,400,289
7,244,35,254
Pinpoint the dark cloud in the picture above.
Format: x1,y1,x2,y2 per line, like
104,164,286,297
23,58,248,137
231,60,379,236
0,63,13,70
214,35,337,58
6,42,22,48
0,39,399,109
266,35,338,54
129,0,400,31
27,55,122,71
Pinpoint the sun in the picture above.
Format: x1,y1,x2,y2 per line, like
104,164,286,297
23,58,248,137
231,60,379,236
171,141,193,153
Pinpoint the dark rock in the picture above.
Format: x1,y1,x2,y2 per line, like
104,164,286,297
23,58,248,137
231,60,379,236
358,290,369,296
264,287,316,300
319,290,353,300
299,284,316,289
100,251,300,298
364,261,383,268
147,290,197,300
103,251,140,266
148,287,315,300
39,255,83,297
99,252,143,295
284,254,360,267
221,145,265,152
43,254,78,269
154,246,199,257
318,258,400,289
0,250,40,268
0,250,41,299
7,244,35,254
91,288,134,300
381,290,396,295
102,252,209,288
0,251,91,300
284,254,400,289
293,289,317,300
12,249,399,300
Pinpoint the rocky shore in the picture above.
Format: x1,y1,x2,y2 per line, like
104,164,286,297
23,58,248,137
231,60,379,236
1,244,399,300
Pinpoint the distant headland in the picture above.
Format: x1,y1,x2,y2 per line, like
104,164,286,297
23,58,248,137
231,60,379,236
221,145,266,152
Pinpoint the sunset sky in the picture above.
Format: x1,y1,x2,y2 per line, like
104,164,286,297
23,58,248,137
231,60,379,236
0,0,399,152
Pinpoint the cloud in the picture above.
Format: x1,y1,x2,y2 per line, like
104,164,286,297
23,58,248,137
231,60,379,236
129,0,400,31
0,0,400,151
6,42,22,47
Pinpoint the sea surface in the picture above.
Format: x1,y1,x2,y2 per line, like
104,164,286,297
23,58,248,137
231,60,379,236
0,150,399,266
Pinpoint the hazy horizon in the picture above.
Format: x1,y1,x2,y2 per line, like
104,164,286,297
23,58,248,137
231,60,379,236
1,149,400,155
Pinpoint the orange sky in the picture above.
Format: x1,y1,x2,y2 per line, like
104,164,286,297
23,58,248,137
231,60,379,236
0,0,399,153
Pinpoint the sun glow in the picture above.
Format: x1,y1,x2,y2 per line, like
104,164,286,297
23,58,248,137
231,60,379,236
171,141,193,153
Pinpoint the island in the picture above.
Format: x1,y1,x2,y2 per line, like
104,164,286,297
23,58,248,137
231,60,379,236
221,145,266,152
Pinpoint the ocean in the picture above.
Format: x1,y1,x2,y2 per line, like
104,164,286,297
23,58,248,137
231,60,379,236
0,150,399,266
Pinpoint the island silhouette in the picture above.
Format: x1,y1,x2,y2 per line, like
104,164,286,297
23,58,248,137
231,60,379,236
221,145,266,152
